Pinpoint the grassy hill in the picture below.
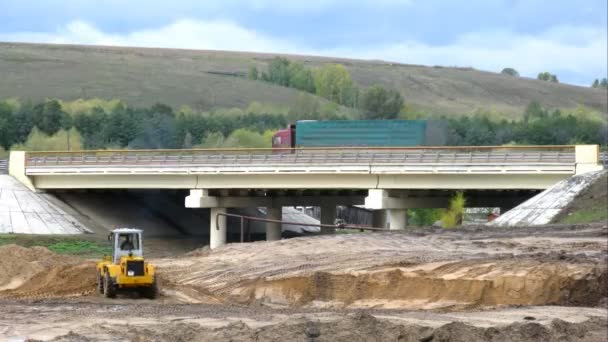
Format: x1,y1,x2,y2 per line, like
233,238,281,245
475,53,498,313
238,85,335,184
1,42,606,117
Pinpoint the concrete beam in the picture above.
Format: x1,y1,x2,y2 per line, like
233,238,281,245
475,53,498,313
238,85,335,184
365,189,448,209
185,190,364,208
365,189,534,210
377,173,570,190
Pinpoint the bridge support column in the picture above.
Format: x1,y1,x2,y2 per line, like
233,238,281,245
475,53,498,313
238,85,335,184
320,205,336,234
266,207,282,241
210,207,227,249
372,210,387,229
388,209,408,230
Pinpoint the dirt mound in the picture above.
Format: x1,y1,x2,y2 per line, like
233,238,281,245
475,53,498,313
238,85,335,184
46,313,607,342
157,227,607,309
0,244,96,299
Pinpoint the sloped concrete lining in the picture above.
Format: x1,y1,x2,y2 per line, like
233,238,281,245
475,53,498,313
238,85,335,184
0,175,90,234
488,170,606,226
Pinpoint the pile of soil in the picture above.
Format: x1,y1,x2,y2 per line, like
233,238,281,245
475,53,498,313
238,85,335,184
44,312,607,342
0,244,96,299
157,226,607,309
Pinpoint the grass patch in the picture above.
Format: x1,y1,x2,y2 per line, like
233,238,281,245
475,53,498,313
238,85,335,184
559,206,608,224
0,234,111,258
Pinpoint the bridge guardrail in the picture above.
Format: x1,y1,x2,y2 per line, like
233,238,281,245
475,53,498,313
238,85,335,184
24,146,576,168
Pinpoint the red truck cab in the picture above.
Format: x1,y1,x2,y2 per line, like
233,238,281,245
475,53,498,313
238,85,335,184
271,124,296,149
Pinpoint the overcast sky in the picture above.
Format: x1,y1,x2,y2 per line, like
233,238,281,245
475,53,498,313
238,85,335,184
1,0,606,86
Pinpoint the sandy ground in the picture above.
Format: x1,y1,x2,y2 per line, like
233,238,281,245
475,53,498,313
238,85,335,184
0,222,606,341
1,301,606,341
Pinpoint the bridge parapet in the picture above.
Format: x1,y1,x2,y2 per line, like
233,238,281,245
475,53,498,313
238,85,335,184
24,145,577,169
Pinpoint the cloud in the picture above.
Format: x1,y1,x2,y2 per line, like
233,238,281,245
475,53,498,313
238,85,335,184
336,26,607,80
1,19,606,84
0,19,297,53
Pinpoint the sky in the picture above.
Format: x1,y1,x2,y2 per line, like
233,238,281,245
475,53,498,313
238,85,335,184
0,0,606,86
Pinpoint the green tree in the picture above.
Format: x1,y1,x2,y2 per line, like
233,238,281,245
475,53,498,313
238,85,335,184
223,128,270,148
501,67,519,77
247,65,259,81
360,84,404,119
407,208,444,226
0,102,15,150
33,100,64,135
313,64,358,107
73,107,109,149
13,102,36,144
288,62,316,93
441,192,466,228
523,101,546,123
593,78,608,89
537,72,558,83
199,131,225,148
266,57,291,86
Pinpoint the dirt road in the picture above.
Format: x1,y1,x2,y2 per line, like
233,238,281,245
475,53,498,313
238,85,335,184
0,222,606,341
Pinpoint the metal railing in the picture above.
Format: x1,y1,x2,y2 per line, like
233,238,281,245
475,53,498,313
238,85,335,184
24,146,576,168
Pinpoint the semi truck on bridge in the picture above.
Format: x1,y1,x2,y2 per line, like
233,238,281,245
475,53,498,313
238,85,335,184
271,120,447,148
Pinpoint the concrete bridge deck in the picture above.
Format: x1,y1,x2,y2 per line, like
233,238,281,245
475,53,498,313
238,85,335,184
11,145,601,191
7,145,603,248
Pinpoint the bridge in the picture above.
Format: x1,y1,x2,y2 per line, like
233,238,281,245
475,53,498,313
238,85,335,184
8,145,603,248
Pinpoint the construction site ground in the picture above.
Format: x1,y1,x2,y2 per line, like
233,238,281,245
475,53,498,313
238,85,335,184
1,222,607,341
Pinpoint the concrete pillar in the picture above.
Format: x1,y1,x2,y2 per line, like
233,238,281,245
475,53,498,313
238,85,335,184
210,207,227,249
266,207,282,241
320,205,336,234
372,210,387,229
388,209,407,230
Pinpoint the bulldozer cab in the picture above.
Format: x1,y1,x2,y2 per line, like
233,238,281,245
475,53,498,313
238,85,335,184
109,228,143,264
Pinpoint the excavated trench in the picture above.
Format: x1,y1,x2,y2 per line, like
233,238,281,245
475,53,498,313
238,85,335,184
224,259,607,309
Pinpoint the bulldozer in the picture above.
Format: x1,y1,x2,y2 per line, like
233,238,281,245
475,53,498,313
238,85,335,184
96,228,158,298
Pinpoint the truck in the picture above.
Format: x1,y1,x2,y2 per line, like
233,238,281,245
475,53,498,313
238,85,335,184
271,120,446,148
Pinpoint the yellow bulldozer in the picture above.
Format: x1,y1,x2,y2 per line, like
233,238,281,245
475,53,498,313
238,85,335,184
96,228,158,298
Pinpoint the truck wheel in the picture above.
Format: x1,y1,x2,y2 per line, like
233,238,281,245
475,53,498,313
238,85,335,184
97,271,104,294
103,272,116,298
141,276,158,299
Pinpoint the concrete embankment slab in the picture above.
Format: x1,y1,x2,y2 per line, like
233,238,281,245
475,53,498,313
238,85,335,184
0,175,90,234
488,170,605,226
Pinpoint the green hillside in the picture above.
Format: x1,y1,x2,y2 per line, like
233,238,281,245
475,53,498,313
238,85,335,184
1,42,606,117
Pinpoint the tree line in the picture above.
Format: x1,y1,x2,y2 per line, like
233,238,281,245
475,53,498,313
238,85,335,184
249,58,403,119
445,101,606,146
1,98,605,153
501,67,608,89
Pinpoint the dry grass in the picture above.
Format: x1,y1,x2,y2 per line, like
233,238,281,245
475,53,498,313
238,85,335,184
1,42,606,117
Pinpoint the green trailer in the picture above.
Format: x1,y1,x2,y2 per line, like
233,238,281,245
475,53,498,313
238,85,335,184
294,120,445,147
